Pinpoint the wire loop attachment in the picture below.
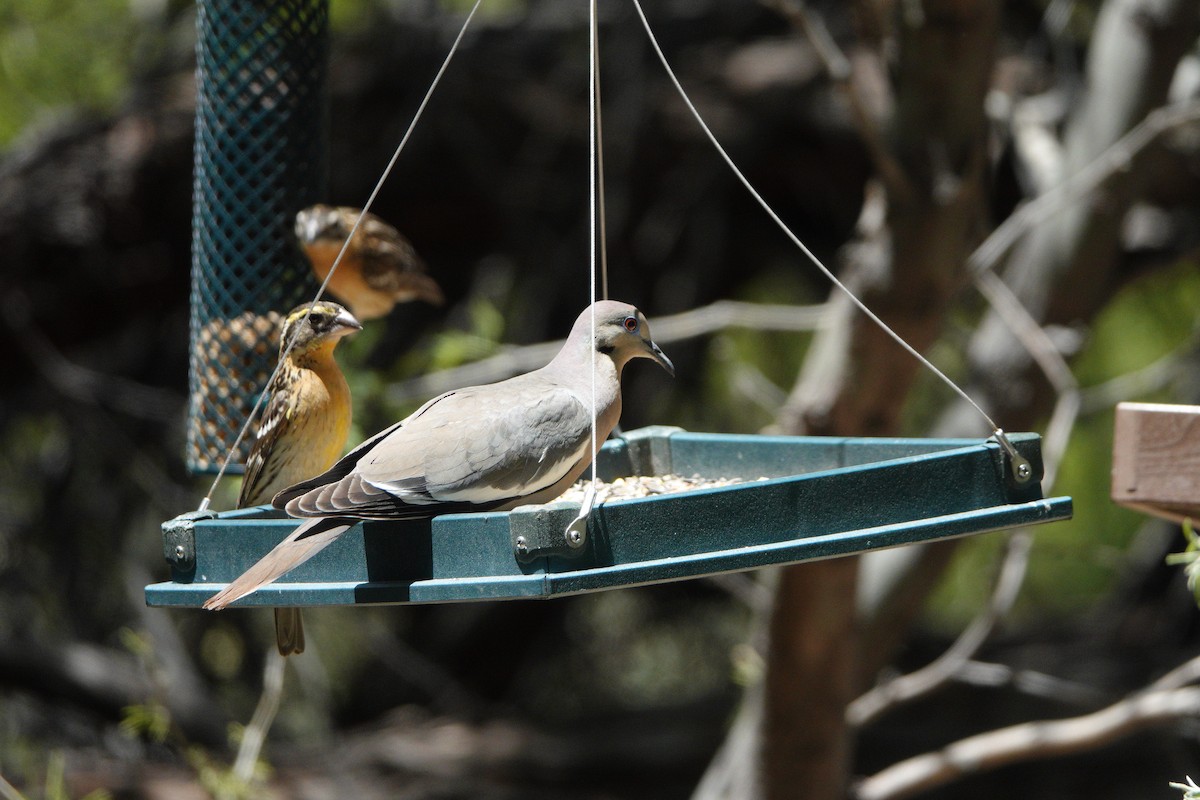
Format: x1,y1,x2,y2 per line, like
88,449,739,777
992,428,1034,484
565,483,598,550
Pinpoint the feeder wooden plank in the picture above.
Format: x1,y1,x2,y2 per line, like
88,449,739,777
1112,402,1200,522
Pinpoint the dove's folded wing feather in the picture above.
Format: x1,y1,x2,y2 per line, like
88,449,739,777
282,375,593,518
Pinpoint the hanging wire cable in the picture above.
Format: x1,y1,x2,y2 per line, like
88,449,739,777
197,0,484,512
566,0,604,542
593,8,610,301
588,0,601,488
628,0,1020,456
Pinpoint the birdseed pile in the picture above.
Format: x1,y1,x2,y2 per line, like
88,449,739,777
559,474,763,504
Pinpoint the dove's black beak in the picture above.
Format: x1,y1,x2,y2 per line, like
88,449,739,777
646,340,675,377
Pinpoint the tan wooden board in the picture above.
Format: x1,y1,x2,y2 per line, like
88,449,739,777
1112,402,1200,522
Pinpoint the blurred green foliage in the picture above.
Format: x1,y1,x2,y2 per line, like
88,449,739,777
0,0,515,149
928,257,1200,628
683,266,818,434
185,744,265,800
425,296,506,371
331,0,527,30
1165,520,1200,605
0,0,140,146
1,749,113,800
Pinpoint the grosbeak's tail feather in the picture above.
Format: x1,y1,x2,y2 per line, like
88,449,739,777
202,517,352,611
399,272,445,307
274,608,305,656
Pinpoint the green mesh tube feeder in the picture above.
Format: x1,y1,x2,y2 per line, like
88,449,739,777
187,0,329,474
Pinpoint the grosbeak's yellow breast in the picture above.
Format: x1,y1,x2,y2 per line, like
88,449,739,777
289,346,353,472
239,342,353,508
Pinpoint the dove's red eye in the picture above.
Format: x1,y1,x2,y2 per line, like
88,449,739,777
623,316,638,333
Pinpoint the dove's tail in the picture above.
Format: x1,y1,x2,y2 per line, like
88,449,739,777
202,517,352,611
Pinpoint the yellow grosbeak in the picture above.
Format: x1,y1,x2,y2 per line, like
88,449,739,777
238,301,361,656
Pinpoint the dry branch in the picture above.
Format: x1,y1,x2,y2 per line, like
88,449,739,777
854,686,1200,800
964,0,1199,427
847,532,1032,728
0,636,226,746
969,98,1200,277
952,661,1106,706
761,0,910,201
1148,653,1200,693
386,300,827,403
233,652,287,783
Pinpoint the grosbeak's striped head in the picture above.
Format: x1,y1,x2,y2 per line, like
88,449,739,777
279,301,362,357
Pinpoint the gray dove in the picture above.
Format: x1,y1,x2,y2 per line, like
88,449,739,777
204,300,674,611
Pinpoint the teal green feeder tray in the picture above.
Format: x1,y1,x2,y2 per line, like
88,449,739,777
145,426,1072,607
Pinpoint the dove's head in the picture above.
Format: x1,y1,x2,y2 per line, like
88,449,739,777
278,301,362,357
579,300,675,377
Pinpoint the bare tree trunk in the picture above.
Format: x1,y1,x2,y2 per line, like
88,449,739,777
763,2,1001,798
762,559,860,798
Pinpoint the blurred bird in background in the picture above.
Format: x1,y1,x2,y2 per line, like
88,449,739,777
295,204,445,321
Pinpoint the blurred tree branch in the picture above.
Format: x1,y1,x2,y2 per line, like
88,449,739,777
760,0,910,202
0,636,226,746
854,681,1200,800
386,299,828,404
847,531,1032,728
961,0,1200,427
3,288,183,423
969,98,1200,278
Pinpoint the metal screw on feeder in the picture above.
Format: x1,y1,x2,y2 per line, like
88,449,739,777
565,484,597,549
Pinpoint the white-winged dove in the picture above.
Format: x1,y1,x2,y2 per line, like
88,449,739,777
203,300,674,611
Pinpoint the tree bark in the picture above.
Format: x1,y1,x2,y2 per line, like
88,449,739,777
762,559,860,799
764,2,1001,798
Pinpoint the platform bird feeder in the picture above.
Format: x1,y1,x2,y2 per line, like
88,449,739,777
153,0,1072,609
147,427,1072,607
